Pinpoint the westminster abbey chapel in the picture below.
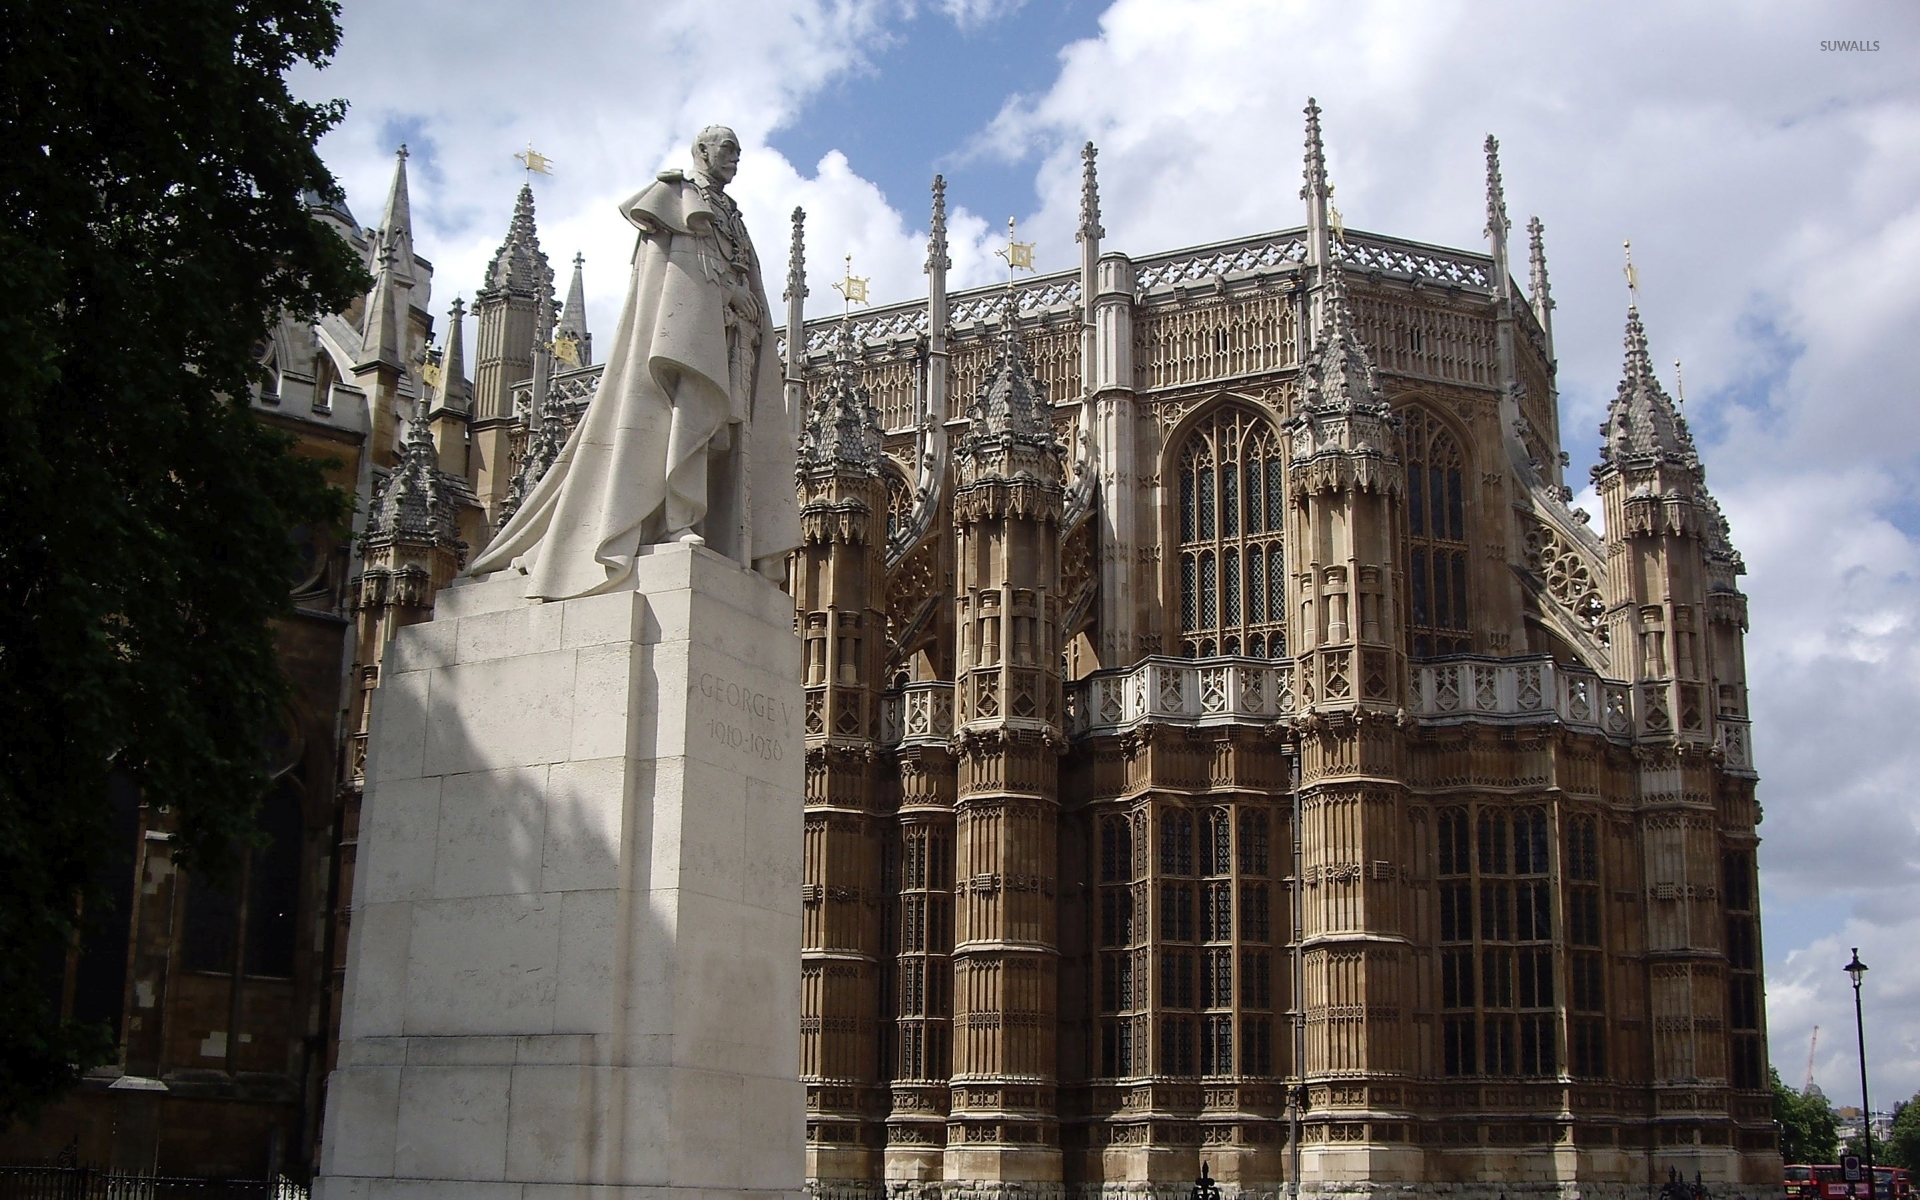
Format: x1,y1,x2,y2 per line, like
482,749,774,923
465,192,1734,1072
6,102,1778,1200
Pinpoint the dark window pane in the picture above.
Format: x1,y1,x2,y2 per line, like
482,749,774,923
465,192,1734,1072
1181,470,1196,542
1222,464,1238,537
245,781,303,978
1452,551,1470,631
1199,468,1215,539
1412,548,1429,627
1269,548,1286,636
184,876,238,973
1447,468,1465,541
1408,458,1426,535
1181,556,1197,632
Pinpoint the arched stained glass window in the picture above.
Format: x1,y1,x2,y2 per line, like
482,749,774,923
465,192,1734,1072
1403,405,1471,657
1178,406,1287,659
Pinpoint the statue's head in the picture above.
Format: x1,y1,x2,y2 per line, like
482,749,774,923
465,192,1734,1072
692,125,741,187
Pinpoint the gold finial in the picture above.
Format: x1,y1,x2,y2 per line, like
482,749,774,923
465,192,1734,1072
1623,239,1639,301
831,253,870,313
515,143,554,177
995,216,1035,284
421,359,445,391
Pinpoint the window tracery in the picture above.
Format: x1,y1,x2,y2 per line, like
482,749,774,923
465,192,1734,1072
1438,803,1556,1078
1176,406,1286,658
1403,405,1471,657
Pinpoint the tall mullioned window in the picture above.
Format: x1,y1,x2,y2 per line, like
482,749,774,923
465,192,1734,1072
1437,805,1556,1078
1178,406,1287,659
1403,406,1470,657
1155,802,1275,1080
1567,814,1607,1078
1725,849,1764,1089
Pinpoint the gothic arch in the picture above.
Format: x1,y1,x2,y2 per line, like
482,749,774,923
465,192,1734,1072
1393,395,1477,658
1158,395,1289,659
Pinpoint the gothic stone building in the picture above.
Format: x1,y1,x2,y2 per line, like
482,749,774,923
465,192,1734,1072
6,102,1777,1198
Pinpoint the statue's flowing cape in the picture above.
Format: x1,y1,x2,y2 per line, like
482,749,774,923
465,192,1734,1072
469,174,799,599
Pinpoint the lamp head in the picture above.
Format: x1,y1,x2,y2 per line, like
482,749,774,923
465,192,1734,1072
1845,947,1869,987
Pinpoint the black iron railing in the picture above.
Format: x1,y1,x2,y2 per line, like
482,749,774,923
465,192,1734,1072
0,1169,306,1200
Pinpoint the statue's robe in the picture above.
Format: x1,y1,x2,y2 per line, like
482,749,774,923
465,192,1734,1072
469,172,799,599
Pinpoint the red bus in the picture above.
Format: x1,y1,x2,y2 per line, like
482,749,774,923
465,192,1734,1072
1786,1166,1913,1200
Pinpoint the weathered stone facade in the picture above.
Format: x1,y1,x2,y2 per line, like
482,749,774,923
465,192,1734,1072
8,103,1776,1199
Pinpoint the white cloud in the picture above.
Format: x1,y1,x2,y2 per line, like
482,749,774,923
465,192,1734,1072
935,0,1028,30
301,0,1920,1105
295,0,902,349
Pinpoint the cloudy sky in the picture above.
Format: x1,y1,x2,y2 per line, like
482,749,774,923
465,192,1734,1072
296,0,1920,1108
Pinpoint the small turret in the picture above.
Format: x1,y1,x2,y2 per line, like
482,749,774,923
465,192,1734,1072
797,323,884,477
428,297,471,477
365,409,465,555
1598,304,1698,472
471,182,554,520
956,301,1062,487
556,253,591,367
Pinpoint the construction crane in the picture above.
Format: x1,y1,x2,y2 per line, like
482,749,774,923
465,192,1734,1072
1803,1025,1820,1095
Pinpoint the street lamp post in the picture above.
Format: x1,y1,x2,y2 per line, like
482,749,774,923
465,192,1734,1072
1844,948,1874,1195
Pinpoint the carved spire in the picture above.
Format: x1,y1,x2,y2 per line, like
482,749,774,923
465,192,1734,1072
1599,302,1697,472
962,298,1056,458
927,177,951,275
1303,98,1336,327
1076,142,1104,245
1302,98,1329,206
1485,135,1513,301
357,238,405,371
798,321,884,476
785,208,809,304
365,402,464,553
482,183,553,300
1527,216,1555,353
1483,135,1509,243
555,253,591,367
377,143,415,283
1300,255,1384,415
434,297,470,415
784,208,808,387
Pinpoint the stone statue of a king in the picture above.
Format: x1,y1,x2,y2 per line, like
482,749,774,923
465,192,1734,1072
470,125,800,598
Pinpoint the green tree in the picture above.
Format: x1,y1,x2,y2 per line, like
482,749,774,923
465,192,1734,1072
1775,1067,1842,1165
0,0,363,1121
1888,1099,1919,1171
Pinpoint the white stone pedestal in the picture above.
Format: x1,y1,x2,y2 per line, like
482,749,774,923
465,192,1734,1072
316,543,804,1200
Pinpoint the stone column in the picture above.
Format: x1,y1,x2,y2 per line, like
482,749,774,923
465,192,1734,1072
794,335,892,1186
316,543,804,1200
945,316,1067,1185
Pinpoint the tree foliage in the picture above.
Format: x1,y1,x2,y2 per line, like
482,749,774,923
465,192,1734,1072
1887,1099,1920,1171
1775,1068,1842,1165
0,0,363,1121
